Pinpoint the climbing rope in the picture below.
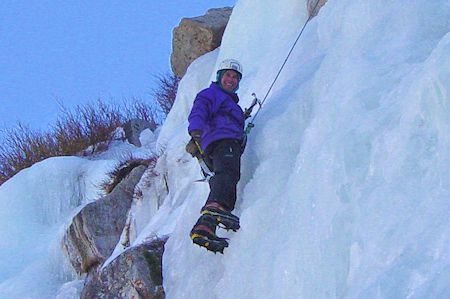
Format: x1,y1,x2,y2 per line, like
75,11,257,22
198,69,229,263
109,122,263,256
245,0,322,134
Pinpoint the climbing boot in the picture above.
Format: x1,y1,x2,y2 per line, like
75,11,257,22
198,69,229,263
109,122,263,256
200,205,240,232
190,214,228,254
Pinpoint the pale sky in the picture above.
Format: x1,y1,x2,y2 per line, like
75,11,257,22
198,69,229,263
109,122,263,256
0,1,236,133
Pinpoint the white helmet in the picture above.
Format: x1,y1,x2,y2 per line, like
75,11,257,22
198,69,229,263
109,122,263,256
217,59,243,77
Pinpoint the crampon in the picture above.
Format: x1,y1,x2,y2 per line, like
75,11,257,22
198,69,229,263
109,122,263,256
190,214,229,254
201,206,240,232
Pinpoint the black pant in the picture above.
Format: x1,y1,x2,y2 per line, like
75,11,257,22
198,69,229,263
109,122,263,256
204,139,242,211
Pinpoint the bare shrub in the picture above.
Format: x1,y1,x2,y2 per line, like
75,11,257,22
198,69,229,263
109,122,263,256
152,73,180,115
0,71,181,186
0,99,157,185
52,100,123,155
0,124,57,183
122,98,160,130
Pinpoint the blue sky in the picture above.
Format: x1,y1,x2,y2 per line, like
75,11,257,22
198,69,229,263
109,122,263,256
0,1,236,132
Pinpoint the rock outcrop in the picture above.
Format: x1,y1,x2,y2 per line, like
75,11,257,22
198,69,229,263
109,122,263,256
171,7,233,77
308,0,327,17
63,165,147,274
80,238,167,299
124,119,156,147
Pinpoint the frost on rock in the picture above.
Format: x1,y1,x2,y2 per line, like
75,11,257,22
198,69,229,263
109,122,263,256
308,0,327,17
80,238,166,299
62,165,147,274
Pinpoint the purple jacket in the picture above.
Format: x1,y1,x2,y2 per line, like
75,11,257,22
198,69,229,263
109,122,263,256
188,82,245,151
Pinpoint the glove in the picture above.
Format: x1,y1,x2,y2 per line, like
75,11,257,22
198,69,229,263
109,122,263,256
185,130,202,157
189,130,202,142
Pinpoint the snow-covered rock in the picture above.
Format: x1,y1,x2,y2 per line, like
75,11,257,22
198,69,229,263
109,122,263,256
80,238,166,299
62,164,147,274
124,119,157,147
308,0,327,17
171,7,233,77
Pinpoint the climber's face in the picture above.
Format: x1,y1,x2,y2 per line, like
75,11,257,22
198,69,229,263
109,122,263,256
220,70,240,93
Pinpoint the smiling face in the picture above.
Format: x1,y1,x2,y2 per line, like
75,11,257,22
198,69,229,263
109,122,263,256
220,70,240,93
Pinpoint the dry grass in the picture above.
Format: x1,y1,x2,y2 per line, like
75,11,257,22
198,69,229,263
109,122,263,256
101,156,158,194
0,124,57,183
53,100,124,155
0,72,179,186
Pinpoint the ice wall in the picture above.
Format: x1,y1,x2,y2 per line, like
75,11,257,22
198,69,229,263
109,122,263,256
0,156,116,297
160,0,450,298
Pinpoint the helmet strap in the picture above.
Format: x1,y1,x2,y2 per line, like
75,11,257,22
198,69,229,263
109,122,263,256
215,70,225,83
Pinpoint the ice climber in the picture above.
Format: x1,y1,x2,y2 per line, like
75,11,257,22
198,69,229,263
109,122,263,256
186,59,245,253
